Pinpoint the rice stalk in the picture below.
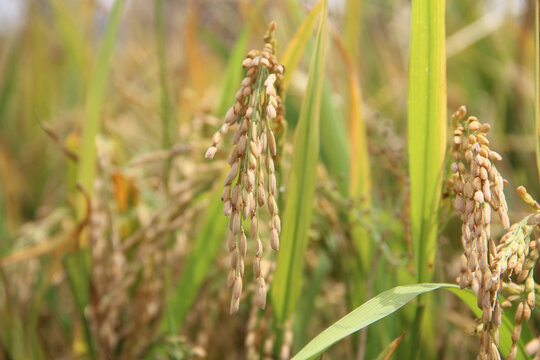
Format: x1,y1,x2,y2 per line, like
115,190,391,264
76,0,125,217
407,0,446,355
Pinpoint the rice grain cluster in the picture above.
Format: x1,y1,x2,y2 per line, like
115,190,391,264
205,22,284,314
449,106,509,360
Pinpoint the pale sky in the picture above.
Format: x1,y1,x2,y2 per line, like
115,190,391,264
0,0,528,34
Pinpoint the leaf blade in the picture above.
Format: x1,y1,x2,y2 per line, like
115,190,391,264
407,0,447,284
329,25,372,275
76,0,125,217
292,283,458,360
271,0,328,323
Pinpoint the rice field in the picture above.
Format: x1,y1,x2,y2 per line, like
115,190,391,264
0,0,539,359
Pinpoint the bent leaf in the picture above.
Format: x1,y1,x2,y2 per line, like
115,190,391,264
292,283,457,360
76,0,125,218
319,83,350,194
329,25,372,275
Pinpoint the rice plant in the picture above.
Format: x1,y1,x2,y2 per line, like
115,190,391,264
0,1,539,359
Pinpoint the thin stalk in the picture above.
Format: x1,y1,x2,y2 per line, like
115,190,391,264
154,0,173,182
76,0,125,217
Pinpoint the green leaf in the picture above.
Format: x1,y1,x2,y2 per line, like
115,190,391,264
64,249,96,359
281,0,323,92
407,2,446,354
0,46,19,239
76,0,125,217
292,283,458,360
407,0,447,284
329,25,372,275
271,0,328,323
49,0,86,84
155,0,173,151
319,83,350,194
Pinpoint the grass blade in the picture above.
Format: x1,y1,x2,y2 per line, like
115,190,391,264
49,0,86,86
407,2,446,356
155,0,173,152
0,44,20,127
281,0,323,92
271,0,328,323
69,2,124,356
344,0,361,69
76,0,125,217
0,46,20,239
292,283,458,360
282,1,350,196
319,83,350,194
407,0,447,284
294,285,527,360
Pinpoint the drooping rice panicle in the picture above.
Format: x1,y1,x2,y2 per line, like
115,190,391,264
450,106,509,360
450,107,540,360
205,21,285,314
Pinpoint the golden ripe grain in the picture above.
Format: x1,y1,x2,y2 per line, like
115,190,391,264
205,22,285,313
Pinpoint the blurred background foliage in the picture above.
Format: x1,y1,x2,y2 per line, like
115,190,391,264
0,0,538,359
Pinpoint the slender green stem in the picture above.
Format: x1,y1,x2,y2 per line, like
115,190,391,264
76,0,125,217
155,0,173,183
